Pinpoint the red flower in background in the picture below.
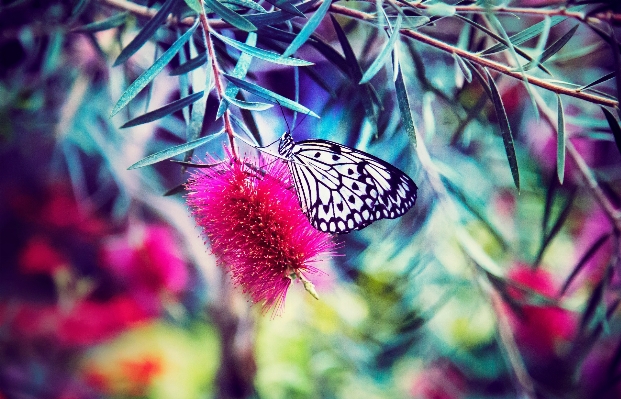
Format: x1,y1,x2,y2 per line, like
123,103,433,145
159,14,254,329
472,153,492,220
503,264,577,360
100,223,189,309
186,155,334,312
18,236,68,275
409,360,466,399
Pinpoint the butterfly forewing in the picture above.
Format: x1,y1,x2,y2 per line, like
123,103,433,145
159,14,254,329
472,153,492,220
279,134,417,234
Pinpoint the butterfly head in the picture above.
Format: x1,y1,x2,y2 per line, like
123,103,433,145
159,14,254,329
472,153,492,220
277,131,295,159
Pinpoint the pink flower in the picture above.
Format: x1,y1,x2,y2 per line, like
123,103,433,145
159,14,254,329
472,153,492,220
18,236,68,275
503,264,577,360
185,154,335,312
409,360,466,399
99,223,189,308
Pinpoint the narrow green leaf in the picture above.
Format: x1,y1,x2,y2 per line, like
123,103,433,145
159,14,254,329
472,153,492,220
169,53,207,76
170,159,226,168
127,130,224,169
452,52,472,83
223,94,274,111
224,0,267,12
331,14,377,121
464,59,492,101
120,91,204,128
184,55,210,162
360,14,403,84
216,32,256,118
602,107,621,156
578,72,615,92
74,12,128,32
394,62,416,146
264,0,305,17
211,31,312,66
523,24,579,71
113,0,178,66
485,68,520,190
560,233,610,295
223,74,319,117
534,189,576,267
246,0,319,27
71,0,90,19
163,184,186,196
282,0,332,58
184,0,202,13
481,16,566,55
111,21,199,117
557,95,566,184
204,0,257,32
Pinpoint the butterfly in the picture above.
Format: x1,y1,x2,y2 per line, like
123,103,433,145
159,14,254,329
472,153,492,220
277,132,418,234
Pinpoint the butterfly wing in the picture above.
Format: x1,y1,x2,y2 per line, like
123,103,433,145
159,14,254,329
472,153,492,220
288,139,417,234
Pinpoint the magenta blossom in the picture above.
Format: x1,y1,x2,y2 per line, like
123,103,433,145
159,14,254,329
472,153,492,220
185,154,335,312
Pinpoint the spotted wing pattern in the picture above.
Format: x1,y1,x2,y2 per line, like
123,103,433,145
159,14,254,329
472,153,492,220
278,133,418,234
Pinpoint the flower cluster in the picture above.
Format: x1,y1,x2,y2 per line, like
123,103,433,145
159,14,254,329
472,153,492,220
185,154,335,312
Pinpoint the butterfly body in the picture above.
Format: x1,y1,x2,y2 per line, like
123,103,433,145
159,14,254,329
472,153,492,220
277,132,417,234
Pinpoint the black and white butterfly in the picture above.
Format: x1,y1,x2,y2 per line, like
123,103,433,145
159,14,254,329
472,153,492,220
277,132,418,234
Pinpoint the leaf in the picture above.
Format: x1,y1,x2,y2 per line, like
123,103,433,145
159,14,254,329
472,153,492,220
394,62,416,146
113,0,178,67
223,94,274,111
223,74,319,117
578,72,615,92
120,91,204,128
452,52,472,83
211,31,313,66
127,130,224,169
163,184,186,196
264,0,305,17
465,59,492,99
484,68,520,190
170,159,226,168
557,95,566,184
534,188,576,267
560,233,610,295
601,106,621,156
224,0,267,13
246,0,319,27
481,15,567,55
111,21,199,117
331,14,377,121
169,53,207,75
184,0,202,13
282,0,332,57
522,24,579,71
74,12,128,32
216,32,257,118
204,0,257,32
360,14,403,84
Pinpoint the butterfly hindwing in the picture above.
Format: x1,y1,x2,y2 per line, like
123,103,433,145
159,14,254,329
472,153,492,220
284,137,417,234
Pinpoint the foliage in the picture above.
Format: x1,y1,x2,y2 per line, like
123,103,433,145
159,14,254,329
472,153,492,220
1,0,621,398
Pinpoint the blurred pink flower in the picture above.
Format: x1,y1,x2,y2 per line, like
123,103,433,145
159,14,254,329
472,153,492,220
409,361,466,399
18,236,68,275
3,295,150,347
99,224,189,307
504,264,577,359
570,209,613,289
186,154,335,312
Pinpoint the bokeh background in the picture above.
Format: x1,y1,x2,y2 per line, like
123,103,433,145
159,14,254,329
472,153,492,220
1,0,621,398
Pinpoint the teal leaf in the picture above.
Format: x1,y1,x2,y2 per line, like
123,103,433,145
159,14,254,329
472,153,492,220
264,0,305,17
360,14,402,84
74,12,128,32
602,106,621,156
522,24,579,71
282,0,332,57
452,52,472,83
560,233,610,295
211,31,312,66
169,53,207,76
394,62,416,146
127,130,224,169
216,32,257,118
110,20,199,117
578,72,615,92
246,0,319,27
223,74,319,117
557,95,566,184
485,68,519,191
224,0,267,12
113,0,178,67
481,15,566,55
184,0,202,13
223,94,274,111
204,0,257,32
120,91,205,128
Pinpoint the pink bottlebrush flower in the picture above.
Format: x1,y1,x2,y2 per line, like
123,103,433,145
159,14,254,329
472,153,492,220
185,154,335,313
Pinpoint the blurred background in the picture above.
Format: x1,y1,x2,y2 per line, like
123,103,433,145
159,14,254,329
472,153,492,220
1,0,621,398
